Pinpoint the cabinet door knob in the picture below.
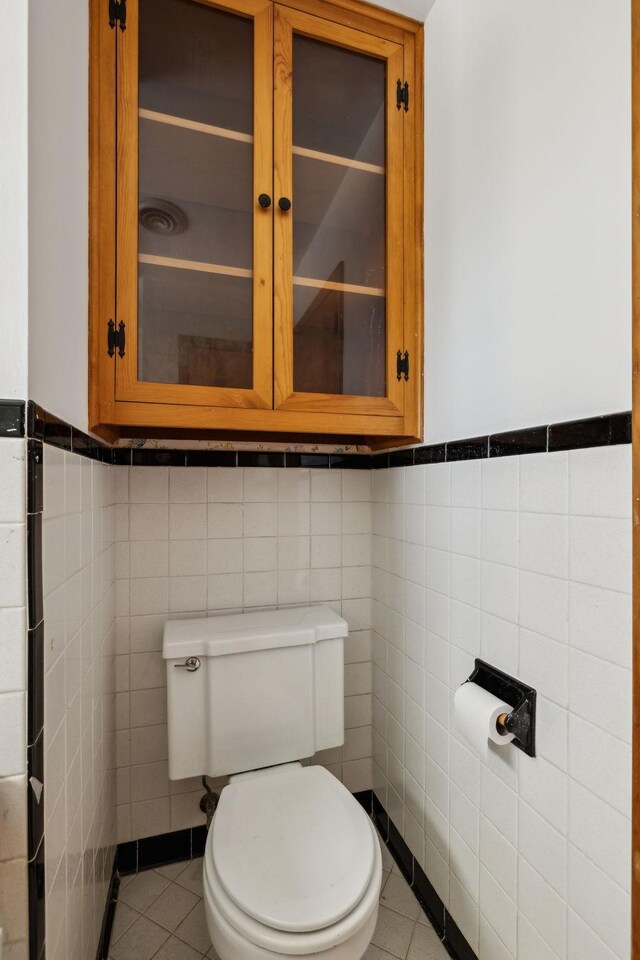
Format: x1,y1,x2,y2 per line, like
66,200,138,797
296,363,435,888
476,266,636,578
278,197,292,212
258,193,272,208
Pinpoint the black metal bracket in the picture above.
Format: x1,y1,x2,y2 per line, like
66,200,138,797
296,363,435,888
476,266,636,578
466,658,537,757
109,0,126,30
107,320,126,359
396,80,409,112
396,350,409,381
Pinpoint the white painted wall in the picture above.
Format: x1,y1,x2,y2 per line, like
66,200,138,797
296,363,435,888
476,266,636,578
0,4,29,400
20,0,632,444
424,0,631,444
28,0,90,432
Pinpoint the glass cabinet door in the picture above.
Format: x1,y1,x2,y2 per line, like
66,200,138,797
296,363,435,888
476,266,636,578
273,6,405,417
116,0,273,409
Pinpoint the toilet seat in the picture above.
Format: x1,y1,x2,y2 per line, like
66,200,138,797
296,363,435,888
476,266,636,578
211,764,376,934
203,764,383,957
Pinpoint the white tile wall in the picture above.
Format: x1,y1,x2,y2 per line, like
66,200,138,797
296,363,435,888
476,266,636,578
115,467,373,841
371,445,632,960
0,439,28,960
42,447,117,960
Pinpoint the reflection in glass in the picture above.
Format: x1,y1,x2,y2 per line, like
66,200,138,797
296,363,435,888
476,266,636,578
138,262,252,389
139,0,253,133
137,0,254,388
293,285,385,397
292,36,386,396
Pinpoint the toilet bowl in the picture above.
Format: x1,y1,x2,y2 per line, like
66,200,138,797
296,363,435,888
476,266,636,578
163,607,381,958
202,763,382,960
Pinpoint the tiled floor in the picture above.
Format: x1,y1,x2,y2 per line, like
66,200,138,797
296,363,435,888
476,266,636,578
109,838,449,960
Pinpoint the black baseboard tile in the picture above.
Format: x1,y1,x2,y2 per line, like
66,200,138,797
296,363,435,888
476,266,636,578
444,912,478,960
372,792,389,841
387,820,414,885
96,862,120,960
138,828,192,869
28,837,46,960
27,732,44,862
373,793,477,960
115,840,138,875
116,825,207,876
412,860,446,939
353,789,373,814
192,826,208,857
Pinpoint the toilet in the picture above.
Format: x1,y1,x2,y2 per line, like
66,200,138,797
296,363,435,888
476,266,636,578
163,606,382,960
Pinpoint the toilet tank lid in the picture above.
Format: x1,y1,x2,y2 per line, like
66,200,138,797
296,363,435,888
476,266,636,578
162,605,348,659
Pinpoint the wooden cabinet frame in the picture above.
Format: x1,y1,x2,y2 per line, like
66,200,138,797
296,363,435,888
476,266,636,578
89,0,424,447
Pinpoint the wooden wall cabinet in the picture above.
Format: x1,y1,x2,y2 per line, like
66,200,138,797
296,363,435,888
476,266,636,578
90,0,424,447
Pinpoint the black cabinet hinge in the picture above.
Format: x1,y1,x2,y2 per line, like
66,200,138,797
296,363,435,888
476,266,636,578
107,320,126,359
396,80,409,112
109,0,126,30
396,350,409,381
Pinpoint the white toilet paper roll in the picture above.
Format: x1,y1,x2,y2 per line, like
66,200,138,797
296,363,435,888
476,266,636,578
454,681,514,757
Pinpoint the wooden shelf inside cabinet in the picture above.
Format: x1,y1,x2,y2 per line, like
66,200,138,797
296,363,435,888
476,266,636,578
139,108,384,175
138,253,384,298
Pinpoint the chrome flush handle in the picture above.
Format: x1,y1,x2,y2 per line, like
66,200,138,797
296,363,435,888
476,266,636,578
174,657,201,672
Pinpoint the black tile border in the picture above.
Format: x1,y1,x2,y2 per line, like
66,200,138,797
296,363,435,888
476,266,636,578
0,400,25,438
27,623,44,748
372,791,479,960
27,731,44,862
445,437,489,462
95,862,120,960
116,825,208,875
373,410,631,469
27,440,43,514
0,401,631,466
28,838,45,960
105,792,477,960
26,416,46,960
27,514,43,630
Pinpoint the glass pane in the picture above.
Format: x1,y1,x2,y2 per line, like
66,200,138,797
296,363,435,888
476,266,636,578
292,36,386,397
137,0,254,388
139,262,252,389
139,0,253,133
293,287,385,397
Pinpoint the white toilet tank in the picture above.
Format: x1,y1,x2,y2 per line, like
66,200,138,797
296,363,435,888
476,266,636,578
162,606,348,780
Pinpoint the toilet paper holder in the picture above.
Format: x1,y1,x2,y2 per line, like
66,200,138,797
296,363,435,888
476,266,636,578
465,659,537,757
